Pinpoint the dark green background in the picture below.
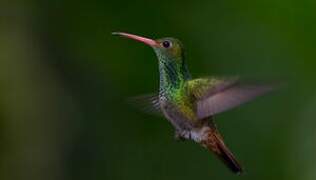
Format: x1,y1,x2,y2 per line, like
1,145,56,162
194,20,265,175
1,1,315,180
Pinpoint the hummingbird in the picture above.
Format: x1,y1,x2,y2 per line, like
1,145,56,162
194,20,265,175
113,32,273,175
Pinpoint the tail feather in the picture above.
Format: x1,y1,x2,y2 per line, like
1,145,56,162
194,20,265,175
201,126,243,174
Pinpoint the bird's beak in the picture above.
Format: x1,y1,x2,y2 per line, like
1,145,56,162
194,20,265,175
112,32,158,47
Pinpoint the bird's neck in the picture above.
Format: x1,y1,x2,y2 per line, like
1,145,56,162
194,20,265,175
158,58,191,95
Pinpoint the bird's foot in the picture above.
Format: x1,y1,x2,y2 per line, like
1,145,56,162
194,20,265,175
174,130,192,141
174,131,186,141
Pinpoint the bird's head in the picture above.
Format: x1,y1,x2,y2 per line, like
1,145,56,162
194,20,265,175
112,32,184,62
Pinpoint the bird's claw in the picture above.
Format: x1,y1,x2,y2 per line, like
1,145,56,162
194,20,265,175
174,131,187,141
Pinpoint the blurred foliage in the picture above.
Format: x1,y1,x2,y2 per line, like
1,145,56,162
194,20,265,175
0,0,316,180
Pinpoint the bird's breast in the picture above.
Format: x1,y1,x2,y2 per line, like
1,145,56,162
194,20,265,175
159,97,198,131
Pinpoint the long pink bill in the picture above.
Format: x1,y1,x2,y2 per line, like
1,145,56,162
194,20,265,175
112,32,158,47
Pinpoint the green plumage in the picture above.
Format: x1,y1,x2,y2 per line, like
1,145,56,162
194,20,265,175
114,32,274,174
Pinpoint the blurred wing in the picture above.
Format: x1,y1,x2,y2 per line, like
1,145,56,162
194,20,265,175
186,77,274,119
128,94,162,116
196,83,274,119
187,77,239,100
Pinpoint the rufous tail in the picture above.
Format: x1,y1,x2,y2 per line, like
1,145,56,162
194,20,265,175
200,125,243,174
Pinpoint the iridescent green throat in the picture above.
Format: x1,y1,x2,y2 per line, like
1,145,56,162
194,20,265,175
157,55,191,94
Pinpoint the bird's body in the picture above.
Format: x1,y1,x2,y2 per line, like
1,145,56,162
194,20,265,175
157,62,244,173
113,32,273,174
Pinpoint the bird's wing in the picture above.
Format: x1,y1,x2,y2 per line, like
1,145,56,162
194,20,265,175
186,77,274,119
128,93,163,116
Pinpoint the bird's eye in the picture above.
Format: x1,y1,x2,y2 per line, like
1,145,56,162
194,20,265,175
162,40,172,48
